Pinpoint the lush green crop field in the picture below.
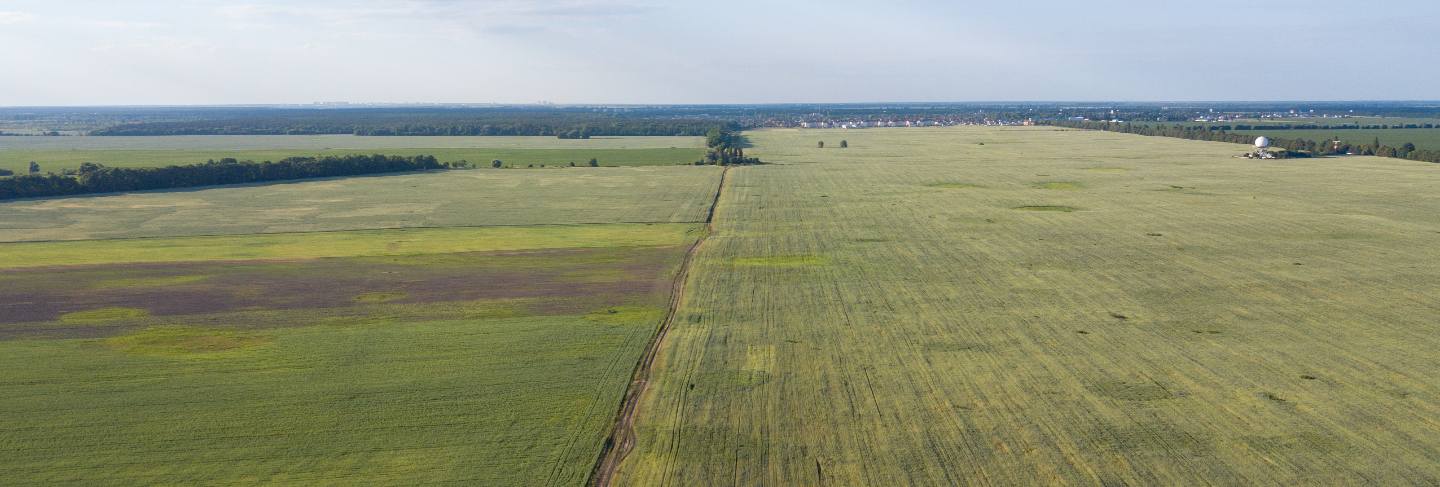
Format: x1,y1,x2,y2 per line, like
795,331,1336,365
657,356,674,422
1125,118,1440,151
0,223,695,268
0,135,704,150
1231,127,1440,150
0,135,706,173
0,225,697,485
0,165,722,241
0,154,723,484
617,127,1440,484
0,148,706,174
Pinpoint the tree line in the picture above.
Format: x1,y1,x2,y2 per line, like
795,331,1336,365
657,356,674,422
697,128,762,166
0,154,451,201
1197,123,1437,131
1042,120,1440,164
89,108,739,137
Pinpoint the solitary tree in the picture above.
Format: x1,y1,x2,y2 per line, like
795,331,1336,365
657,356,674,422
491,159,503,168
840,140,848,148
817,141,825,149
588,158,599,167
29,161,39,174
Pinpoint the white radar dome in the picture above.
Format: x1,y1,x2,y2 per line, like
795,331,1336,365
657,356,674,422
1254,136,1271,148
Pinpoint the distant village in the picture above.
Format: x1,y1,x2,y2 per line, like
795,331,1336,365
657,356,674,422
759,116,1033,129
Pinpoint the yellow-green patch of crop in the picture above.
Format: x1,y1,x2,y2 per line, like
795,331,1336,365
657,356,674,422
731,255,830,267
0,144,708,174
104,325,272,357
585,305,665,326
0,165,723,242
0,223,699,269
620,127,1440,485
1032,180,1085,190
926,182,984,189
0,312,658,484
1014,205,1079,212
59,307,150,323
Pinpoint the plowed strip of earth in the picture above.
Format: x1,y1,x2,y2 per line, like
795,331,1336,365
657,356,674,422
589,166,730,487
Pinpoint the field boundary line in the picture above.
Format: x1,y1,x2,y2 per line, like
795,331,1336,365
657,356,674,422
0,220,707,245
588,165,731,487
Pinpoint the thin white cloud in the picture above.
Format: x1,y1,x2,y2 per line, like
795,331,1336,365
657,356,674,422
217,0,656,26
1,0,1437,105
0,11,35,24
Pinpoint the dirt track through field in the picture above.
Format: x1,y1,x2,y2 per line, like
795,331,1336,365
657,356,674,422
588,166,730,487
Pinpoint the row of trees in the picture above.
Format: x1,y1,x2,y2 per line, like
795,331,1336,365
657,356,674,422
91,109,740,137
697,127,762,166
0,154,449,200
1200,123,1437,131
1044,120,1440,164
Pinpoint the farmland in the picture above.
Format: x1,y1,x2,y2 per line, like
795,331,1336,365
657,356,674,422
614,127,1440,484
0,135,706,173
0,165,721,241
6,124,1440,485
1231,127,1440,151
0,160,723,484
1125,118,1440,152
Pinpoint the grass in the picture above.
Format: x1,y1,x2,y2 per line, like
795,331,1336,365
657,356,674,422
0,151,717,485
1031,180,1085,190
731,255,830,267
0,165,722,242
1014,204,1079,212
0,314,660,485
1230,127,1440,151
103,325,274,356
614,126,1440,485
0,135,705,150
0,223,695,485
926,182,983,189
0,135,706,173
0,223,699,268
0,147,707,174
1125,119,1440,151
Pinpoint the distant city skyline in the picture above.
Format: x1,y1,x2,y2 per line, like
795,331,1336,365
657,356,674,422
2,0,1437,106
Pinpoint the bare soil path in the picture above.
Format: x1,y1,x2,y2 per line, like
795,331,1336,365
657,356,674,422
588,166,730,487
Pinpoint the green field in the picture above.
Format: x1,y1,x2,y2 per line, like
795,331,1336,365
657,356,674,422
1127,118,1440,151
0,165,721,241
615,127,1440,484
6,126,1440,485
0,135,706,173
0,226,697,485
1231,127,1440,150
0,160,724,484
0,223,696,268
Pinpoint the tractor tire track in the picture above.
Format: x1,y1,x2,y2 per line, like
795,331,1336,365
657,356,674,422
588,166,731,487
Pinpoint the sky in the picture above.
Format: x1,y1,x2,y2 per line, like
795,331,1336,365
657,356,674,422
1,0,1437,105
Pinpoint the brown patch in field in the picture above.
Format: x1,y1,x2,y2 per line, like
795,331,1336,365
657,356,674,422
0,245,684,339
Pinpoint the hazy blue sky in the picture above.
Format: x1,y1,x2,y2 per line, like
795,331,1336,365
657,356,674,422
1,0,1436,105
